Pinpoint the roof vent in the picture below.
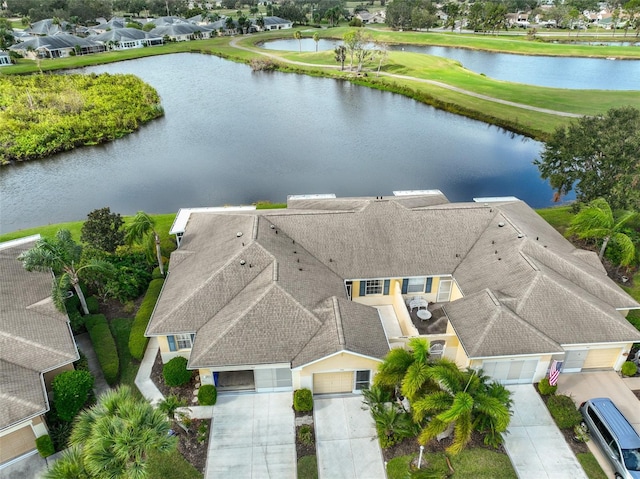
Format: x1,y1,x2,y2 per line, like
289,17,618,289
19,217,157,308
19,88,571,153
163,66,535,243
236,232,243,237
498,222,505,227
270,224,275,229
517,234,524,239
240,260,246,265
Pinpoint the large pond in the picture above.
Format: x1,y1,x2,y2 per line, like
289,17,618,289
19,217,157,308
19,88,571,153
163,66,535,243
262,38,640,90
1,53,562,234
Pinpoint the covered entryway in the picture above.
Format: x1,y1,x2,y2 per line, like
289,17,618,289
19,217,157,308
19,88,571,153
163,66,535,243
482,359,538,385
313,372,354,394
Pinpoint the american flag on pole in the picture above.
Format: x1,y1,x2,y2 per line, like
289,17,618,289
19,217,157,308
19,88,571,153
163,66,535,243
548,360,561,386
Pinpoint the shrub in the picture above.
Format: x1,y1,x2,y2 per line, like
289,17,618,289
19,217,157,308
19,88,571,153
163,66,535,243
35,435,55,458
85,314,119,385
129,278,164,360
574,423,590,443
163,356,191,387
85,296,100,314
621,360,638,377
547,394,582,429
538,377,558,395
298,424,314,446
293,388,313,412
73,350,90,371
65,293,81,314
67,309,85,334
52,370,95,421
151,266,164,280
198,384,218,406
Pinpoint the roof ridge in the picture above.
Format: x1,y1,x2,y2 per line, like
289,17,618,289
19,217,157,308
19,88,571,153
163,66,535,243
332,297,345,346
0,391,44,415
452,209,501,275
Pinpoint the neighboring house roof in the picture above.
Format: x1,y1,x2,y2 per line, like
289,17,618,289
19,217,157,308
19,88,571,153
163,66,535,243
262,16,292,26
9,34,102,52
147,194,640,369
25,19,70,36
93,28,155,42
152,16,191,26
150,24,206,37
0,237,78,431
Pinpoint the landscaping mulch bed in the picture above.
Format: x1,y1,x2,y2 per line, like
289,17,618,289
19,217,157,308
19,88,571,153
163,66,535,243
98,296,143,321
634,390,640,401
534,383,589,456
294,409,316,460
150,350,210,473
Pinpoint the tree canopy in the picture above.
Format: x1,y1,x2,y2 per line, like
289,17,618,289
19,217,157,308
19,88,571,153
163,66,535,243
534,106,640,211
81,207,125,254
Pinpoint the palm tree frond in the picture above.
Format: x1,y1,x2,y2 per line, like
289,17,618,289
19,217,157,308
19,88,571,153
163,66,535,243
611,232,637,266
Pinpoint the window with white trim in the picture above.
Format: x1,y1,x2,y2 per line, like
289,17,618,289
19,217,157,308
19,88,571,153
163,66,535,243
407,277,426,293
175,334,193,350
365,280,383,295
355,370,371,390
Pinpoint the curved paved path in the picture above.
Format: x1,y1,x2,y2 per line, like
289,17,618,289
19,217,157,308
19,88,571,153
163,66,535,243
230,37,582,118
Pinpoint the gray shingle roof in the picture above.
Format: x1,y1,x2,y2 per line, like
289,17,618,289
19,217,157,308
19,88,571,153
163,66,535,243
0,238,78,431
148,195,640,368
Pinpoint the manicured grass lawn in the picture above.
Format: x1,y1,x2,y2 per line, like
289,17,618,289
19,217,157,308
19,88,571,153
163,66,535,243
0,213,177,244
387,449,517,479
147,449,203,479
577,452,608,479
535,206,574,235
297,455,318,479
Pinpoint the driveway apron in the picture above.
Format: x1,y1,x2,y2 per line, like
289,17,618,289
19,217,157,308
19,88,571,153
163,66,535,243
504,385,587,479
206,392,296,479
314,396,385,479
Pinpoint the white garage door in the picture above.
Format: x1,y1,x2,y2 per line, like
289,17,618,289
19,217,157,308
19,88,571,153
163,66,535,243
254,368,292,392
482,359,538,385
313,372,354,394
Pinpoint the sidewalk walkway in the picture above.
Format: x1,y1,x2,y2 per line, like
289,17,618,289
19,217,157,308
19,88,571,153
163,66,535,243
75,332,110,397
134,337,164,405
504,385,587,479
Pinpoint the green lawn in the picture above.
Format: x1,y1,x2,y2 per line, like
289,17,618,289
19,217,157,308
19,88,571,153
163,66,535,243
535,206,574,235
577,452,608,479
0,212,177,244
387,449,517,479
147,449,203,479
297,455,318,479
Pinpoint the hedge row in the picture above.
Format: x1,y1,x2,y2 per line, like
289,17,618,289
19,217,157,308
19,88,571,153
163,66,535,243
85,314,119,386
129,278,165,360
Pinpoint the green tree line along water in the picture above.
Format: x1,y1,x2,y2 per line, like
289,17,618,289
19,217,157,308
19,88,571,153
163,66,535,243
0,73,163,165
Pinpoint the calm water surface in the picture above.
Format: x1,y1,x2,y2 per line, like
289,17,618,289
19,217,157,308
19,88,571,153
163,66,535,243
263,38,640,90
1,53,560,233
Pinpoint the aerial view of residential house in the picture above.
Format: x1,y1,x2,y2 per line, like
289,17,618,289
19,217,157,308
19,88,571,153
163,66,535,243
254,16,294,31
9,34,105,59
92,28,164,50
0,236,79,467
145,192,640,395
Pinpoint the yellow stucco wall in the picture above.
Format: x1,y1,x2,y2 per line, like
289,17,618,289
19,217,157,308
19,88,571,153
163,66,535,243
43,363,74,389
294,352,382,390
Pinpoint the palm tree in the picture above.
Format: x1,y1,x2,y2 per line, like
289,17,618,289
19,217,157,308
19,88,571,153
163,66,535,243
125,211,165,276
313,32,319,52
374,338,433,402
157,394,188,425
294,30,302,52
334,45,346,70
411,365,512,454
567,197,637,265
64,386,176,479
44,446,89,479
17,230,112,315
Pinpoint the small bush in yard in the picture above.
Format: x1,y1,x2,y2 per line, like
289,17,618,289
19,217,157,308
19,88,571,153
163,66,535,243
85,296,100,314
294,388,313,412
298,425,314,446
35,435,54,458
538,377,558,395
198,384,217,405
621,360,638,377
163,356,191,387
547,394,583,429
52,370,95,421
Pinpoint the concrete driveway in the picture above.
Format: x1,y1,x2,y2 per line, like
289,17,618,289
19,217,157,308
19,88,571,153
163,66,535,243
314,395,385,479
504,385,588,479
557,371,640,477
205,392,296,479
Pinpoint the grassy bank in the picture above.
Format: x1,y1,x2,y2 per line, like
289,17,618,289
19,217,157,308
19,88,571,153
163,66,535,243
1,30,638,141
